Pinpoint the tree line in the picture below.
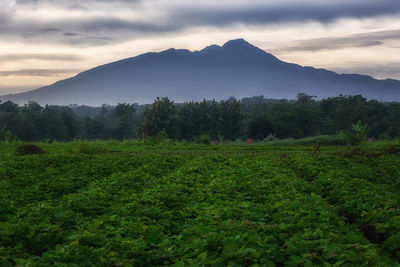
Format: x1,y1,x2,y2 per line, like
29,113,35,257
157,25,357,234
0,94,399,142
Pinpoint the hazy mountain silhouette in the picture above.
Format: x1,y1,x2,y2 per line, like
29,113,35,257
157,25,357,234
1,39,400,105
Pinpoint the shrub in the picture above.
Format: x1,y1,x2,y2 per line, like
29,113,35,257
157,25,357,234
265,135,348,146
0,127,15,142
194,134,211,145
15,144,44,155
263,133,278,142
145,130,171,145
76,142,106,154
232,139,246,145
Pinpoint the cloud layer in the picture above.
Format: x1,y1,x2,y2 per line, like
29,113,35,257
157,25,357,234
1,0,399,45
0,69,80,77
275,29,400,52
0,53,85,61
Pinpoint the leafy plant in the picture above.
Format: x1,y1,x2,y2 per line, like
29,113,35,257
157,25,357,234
194,134,211,145
217,134,225,143
343,120,368,145
1,141,399,265
263,133,278,142
0,126,14,142
145,130,171,145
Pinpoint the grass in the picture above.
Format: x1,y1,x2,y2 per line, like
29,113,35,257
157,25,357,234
261,134,349,146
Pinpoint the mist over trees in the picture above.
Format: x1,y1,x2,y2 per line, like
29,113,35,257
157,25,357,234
0,94,399,142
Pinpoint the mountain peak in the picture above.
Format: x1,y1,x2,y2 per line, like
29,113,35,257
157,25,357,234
223,39,253,48
199,39,253,53
199,44,221,53
221,38,279,62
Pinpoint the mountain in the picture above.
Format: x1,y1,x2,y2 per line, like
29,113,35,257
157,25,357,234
1,39,400,105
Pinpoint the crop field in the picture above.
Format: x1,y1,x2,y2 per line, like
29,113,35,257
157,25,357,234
0,141,399,266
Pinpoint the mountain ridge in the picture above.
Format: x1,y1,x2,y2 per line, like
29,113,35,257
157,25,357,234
1,39,399,105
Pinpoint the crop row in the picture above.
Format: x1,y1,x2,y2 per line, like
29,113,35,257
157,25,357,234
0,152,187,221
1,152,396,266
282,151,400,262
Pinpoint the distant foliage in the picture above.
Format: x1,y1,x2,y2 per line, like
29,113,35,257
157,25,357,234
0,94,400,142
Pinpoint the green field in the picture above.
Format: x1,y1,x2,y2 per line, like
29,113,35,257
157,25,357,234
0,141,399,266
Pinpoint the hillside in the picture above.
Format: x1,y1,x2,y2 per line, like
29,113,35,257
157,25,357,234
1,39,400,105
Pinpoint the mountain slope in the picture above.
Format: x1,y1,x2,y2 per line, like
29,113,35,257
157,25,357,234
1,39,400,105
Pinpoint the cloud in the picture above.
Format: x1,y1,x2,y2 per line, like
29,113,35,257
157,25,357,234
0,14,176,46
63,32,79,36
15,0,141,5
0,69,80,76
333,63,400,80
0,0,399,47
0,85,43,95
15,0,142,10
0,10,10,24
173,1,400,27
39,27,61,34
0,53,85,62
80,18,176,33
273,29,400,52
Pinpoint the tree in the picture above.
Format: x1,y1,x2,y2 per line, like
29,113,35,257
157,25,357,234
93,105,113,139
143,97,178,139
178,102,201,140
112,103,136,140
292,93,321,137
266,94,320,138
248,115,273,140
198,100,220,140
218,98,244,140
267,100,297,138
320,95,368,133
0,101,18,113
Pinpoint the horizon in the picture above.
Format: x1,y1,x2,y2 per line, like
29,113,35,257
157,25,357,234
1,0,400,95
1,92,398,108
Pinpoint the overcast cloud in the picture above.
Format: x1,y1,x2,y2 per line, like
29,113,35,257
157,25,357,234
0,69,80,77
0,0,399,44
274,29,400,52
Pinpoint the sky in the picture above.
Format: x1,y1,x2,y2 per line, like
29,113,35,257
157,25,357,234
0,0,400,95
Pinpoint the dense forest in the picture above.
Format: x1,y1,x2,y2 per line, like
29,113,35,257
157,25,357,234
0,94,399,142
